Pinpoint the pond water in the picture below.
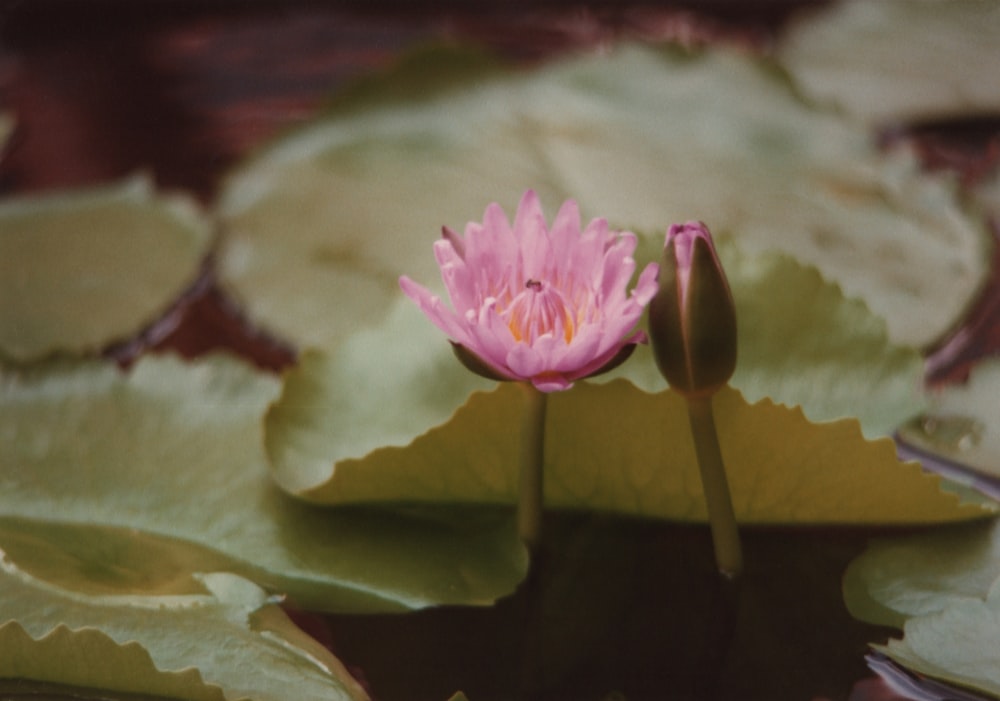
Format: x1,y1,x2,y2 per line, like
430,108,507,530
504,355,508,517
326,514,897,701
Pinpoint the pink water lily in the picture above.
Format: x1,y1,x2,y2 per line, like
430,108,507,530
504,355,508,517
399,190,659,392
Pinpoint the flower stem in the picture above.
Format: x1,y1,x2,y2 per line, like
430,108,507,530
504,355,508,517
686,394,742,579
518,383,548,553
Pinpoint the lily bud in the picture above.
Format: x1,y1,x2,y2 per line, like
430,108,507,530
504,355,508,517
648,221,737,398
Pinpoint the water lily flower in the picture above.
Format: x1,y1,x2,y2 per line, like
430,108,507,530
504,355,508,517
648,221,737,399
399,190,659,392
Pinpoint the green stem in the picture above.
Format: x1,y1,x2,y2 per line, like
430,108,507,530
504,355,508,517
518,383,548,553
686,394,742,579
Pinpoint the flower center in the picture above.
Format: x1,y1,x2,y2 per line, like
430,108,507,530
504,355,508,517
504,279,577,344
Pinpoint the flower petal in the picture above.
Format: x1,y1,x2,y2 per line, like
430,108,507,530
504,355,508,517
398,276,470,346
505,342,546,379
549,198,582,260
532,374,573,392
548,323,602,373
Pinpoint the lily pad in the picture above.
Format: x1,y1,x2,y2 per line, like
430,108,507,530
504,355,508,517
898,359,1000,479
0,552,368,701
873,583,1000,699
844,519,1000,629
843,518,1000,698
779,0,1000,123
0,353,526,612
266,299,986,525
217,43,989,350
0,175,213,363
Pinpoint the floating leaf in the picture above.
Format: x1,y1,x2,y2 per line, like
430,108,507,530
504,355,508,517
844,520,1000,629
0,175,213,363
0,354,526,612
779,0,1000,122
217,43,989,350
844,518,1000,698
267,300,985,525
0,552,368,701
899,359,1000,479
873,585,1000,700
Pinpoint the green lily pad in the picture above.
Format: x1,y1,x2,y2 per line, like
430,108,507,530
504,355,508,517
266,298,986,525
779,0,1000,122
0,354,526,612
874,583,1000,699
0,553,368,701
0,175,213,363
843,518,1000,698
898,359,1000,479
217,43,989,350
844,519,1000,629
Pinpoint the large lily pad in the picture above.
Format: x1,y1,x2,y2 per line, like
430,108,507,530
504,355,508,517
0,175,213,363
0,552,368,701
217,43,989,350
779,0,1000,123
0,354,526,612
266,299,986,525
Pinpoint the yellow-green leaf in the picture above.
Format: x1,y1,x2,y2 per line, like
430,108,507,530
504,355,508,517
0,175,212,363
268,338,986,525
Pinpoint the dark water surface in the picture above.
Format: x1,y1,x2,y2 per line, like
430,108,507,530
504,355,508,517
326,513,896,701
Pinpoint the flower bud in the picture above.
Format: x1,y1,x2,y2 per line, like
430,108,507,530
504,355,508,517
648,221,737,398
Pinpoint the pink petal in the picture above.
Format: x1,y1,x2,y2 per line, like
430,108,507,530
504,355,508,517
568,220,613,289
505,342,546,379
549,199,582,259
532,375,573,392
399,276,472,346
513,191,551,283
548,324,602,373
631,261,660,306
599,247,637,305
568,329,646,380
441,225,465,259
481,202,512,240
466,304,519,375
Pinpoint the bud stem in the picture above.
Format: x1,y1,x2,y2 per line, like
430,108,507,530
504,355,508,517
518,383,548,553
686,394,742,579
